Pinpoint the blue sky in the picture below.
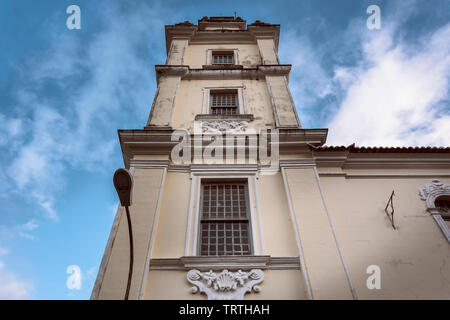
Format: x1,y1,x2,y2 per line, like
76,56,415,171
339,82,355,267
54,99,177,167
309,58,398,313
0,0,448,299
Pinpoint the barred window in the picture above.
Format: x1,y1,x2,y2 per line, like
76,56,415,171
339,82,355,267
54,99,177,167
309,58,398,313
436,199,450,230
199,181,252,256
434,198,450,243
212,52,234,65
210,91,238,115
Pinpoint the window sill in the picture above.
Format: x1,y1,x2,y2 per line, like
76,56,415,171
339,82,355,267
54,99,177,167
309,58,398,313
149,255,301,271
202,64,244,70
195,114,254,121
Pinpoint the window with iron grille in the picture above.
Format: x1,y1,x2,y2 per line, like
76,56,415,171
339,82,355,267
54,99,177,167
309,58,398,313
436,199,450,234
210,91,238,115
212,52,234,65
199,181,252,256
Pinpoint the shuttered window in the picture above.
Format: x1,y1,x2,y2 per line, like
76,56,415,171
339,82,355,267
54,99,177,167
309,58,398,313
199,182,252,256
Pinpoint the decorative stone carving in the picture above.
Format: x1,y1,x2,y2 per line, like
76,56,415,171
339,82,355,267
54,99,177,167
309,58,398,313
200,120,248,134
187,269,264,300
418,179,450,211
419,180,450,243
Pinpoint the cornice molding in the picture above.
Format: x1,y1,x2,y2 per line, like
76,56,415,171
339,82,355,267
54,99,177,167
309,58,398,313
319,173,450,179
164,25,197,54
258,65,291,76
119,129,177,168
118,128,328,168
119,130,449,170
279,159,316,168
190,30,256,45
278,129,328,153
154,65,292,83
164,20,280,53
190,164,258,174
129,159,170,169
247,24,280,49
313,151,450,169
198,19,246,31
343,157,450,169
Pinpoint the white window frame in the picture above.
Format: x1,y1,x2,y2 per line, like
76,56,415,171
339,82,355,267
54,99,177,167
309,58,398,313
198,180,253,256
433,214,450,242
432,199,450,243
184,171,264,256
201,86,247,114
206,49,239,66
209,90,239,115
419,180,450,243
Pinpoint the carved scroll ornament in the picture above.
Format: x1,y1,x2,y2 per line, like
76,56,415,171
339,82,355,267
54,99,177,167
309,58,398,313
187,269,264,300
419,179,450,210
200,120,248,134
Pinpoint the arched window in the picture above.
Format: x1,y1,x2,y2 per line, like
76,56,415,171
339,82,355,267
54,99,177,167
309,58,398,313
435,196,450,231
419,180,450,243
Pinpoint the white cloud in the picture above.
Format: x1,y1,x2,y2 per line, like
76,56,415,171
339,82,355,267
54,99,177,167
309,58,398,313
31,192,57,221
333,67,357,89
284,2,449,148
0,219,40,241
0,115,22,146
17,220,39,231
327,21,450,146
16,219,40,240
280,30,335,126
4,2,174,220
0,261,33,299
0,247,8,256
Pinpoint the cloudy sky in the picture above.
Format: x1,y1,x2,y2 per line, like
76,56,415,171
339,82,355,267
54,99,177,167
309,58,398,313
0,0,448,299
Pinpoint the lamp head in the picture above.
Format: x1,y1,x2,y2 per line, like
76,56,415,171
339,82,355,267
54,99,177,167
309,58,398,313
113,168,133,207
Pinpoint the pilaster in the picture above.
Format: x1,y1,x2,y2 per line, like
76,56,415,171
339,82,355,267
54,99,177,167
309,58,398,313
93,164,167,300
280,161,355,299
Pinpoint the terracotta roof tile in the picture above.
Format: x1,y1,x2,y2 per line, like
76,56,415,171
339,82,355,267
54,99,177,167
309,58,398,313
310,144,450,153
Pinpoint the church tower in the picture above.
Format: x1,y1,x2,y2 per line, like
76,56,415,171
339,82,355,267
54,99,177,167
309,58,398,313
91,16,450,300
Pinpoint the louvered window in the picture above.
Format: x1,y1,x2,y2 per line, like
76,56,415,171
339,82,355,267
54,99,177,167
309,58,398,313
199,182,252,256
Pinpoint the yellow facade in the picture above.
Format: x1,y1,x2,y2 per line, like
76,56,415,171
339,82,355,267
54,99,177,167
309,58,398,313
92,16,450,300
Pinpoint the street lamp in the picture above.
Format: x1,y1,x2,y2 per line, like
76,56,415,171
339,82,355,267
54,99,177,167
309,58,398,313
113,168,134,300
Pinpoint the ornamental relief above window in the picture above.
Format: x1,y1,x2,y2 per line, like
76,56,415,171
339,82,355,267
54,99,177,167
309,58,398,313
419,179,450,243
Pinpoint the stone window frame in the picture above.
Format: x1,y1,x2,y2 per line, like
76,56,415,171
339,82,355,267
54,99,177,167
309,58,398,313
209,90,239,115
419,179,450,243
185,171,264,257
197,179,254,256
211,52,235,65
201,86,247,115
206,49,240,66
